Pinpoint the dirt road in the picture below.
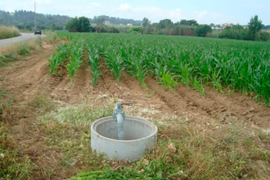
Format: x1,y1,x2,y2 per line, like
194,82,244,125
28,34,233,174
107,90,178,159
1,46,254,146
0,33,44,47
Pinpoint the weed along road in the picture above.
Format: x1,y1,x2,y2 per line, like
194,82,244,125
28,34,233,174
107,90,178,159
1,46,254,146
0,33,45,47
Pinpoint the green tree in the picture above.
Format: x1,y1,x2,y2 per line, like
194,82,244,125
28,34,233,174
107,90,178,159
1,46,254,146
196,25,212,37
159,19,173,29
142,17,150,28
179,19,198,26
66,17,79,32
248,15,263,40
78,17,92,32
66,16,92,32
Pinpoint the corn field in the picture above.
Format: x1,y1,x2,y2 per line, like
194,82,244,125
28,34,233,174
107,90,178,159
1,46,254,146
49,33,270,105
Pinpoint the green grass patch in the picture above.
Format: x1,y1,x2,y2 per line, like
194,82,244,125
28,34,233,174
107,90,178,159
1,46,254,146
40,104,112,127
44,31,58,43
0,52,18,67
15,43,30,55
0,88,14,121
0,25,20,39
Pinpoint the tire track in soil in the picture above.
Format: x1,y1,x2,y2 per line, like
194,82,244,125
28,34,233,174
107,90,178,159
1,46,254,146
20,60,51,98
0,51,51,78
0,46,60,104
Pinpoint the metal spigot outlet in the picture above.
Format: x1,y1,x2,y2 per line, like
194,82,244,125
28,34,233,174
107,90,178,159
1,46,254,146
112,102,133,140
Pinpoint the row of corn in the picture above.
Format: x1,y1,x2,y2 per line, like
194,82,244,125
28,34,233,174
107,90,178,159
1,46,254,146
48,33,270,105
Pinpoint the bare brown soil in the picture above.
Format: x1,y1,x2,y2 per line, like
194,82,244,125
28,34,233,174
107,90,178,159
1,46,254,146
0,44,269,179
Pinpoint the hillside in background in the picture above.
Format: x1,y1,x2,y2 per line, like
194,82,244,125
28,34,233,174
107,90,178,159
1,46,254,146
0,10,142,30
92,15,141,26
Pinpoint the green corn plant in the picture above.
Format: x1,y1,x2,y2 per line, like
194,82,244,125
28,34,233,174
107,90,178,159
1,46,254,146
191,77,205,96
88,45,101,86
159,72,178,91
211,69,223,93
106,51,124,81
67,42,83,80
151,57,166,78
128,56,147,87
91,67,100,86
48,44,69,74
177,62,192,87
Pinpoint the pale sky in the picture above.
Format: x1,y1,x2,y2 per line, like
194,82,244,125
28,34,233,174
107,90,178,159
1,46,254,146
0,0,269,25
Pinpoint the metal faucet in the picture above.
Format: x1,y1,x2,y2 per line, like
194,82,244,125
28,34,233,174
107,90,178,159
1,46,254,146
112,102,133,140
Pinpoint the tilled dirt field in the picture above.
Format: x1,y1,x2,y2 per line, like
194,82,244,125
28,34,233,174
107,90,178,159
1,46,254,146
1,43,270,179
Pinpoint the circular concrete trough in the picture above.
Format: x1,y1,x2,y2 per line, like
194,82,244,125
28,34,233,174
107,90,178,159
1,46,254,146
91,116,158,160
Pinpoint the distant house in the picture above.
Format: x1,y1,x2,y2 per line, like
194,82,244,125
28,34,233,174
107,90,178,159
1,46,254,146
211,26,222,30
127,23,133,26
104,21,111,25
221,23,232,29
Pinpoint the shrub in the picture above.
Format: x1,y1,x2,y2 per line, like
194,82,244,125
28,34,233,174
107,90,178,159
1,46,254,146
196,25,212,37
257,31,270,41
127,27,143,34
219,25,249,40
44,31,58,43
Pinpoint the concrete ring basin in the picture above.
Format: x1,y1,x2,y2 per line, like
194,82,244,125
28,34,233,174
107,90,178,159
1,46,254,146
91,116,158,160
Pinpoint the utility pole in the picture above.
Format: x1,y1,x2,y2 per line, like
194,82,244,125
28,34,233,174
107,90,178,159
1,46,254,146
34,1,36,30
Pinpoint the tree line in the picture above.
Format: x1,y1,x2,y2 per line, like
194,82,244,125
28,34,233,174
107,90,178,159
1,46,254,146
65,15,269,41
129,16,269,41
66,17,213,37
137,18,212,37
66,17,121,33
1,9,268,41
0,10,71,30
218,15,269,41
